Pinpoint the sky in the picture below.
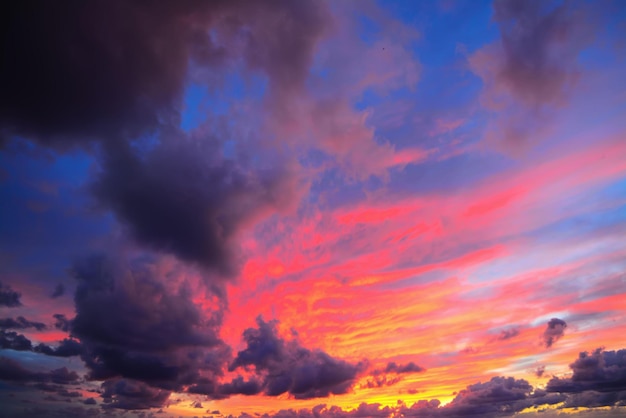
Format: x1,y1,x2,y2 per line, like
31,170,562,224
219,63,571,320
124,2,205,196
0,0,625,417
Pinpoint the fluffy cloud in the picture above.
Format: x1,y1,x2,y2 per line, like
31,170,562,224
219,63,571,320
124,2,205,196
69,254,230,392
229,317,363,399
547,348,626,407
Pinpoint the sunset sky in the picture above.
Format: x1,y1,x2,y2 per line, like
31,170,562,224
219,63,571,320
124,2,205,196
1,1,626,417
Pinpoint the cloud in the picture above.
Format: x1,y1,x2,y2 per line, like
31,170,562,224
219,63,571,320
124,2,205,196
542,318,567,348
229,317,363,399
1,0,329,276
101,378,171,410
69,254,230,391
547,348,626,407
362,361,426,388
92,134,300,276
0,330,33,351
53,314,71,332
1,0,330,147
232,376,566,418
51,283,65,299
0,316,47,331
383,361,425,374
0,282,22,307
490,0,591,107
0,356,79,385
495,327,520,341
34,339,83,357
469,0,597,150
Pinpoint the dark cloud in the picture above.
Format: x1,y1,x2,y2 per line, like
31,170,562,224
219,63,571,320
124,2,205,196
542,318,567,348
0,282,22,307
0,356,34,382
35,339,83,357
1,0,329,147
0,330,33,351
547,348,626,407
0,357,79,385
229,317,363,399
101,378,171,410
426,376,563,417
92,135,299,275
51,283,65,299
70,254,230,392
362,361,425,389
53,314,72,333
491,0,592,107
215,376,263,398
2,0,330,275
0,316,47,331
535,365,546,378
495,328,520,341
383,361,425,374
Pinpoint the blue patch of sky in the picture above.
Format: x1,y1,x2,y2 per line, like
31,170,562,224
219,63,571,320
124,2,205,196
384,150,514,196
180,72,268,132
0,146,112,282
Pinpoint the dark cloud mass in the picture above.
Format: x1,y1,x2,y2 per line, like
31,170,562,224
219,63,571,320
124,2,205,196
101,378,171,410
92,135,299,275
34,339,83,358
69,254,229,392
229,317,363,399
0,316,47,331
547,348,626,407
542,318,567,348
0,0,329,146
53,314,72,332
0,357,79,385
1,0,330,274
0,282,22,307
0,330,33,351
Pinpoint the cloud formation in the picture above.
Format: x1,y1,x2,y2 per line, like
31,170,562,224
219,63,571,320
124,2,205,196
0,282,22,307
1,0,330,276
0,316,46,331
69,254,229,392
229,317,363,399
92,134,300,275
470,0,597,150
547,348,626,407
0,0,330,146
542,318,567,348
